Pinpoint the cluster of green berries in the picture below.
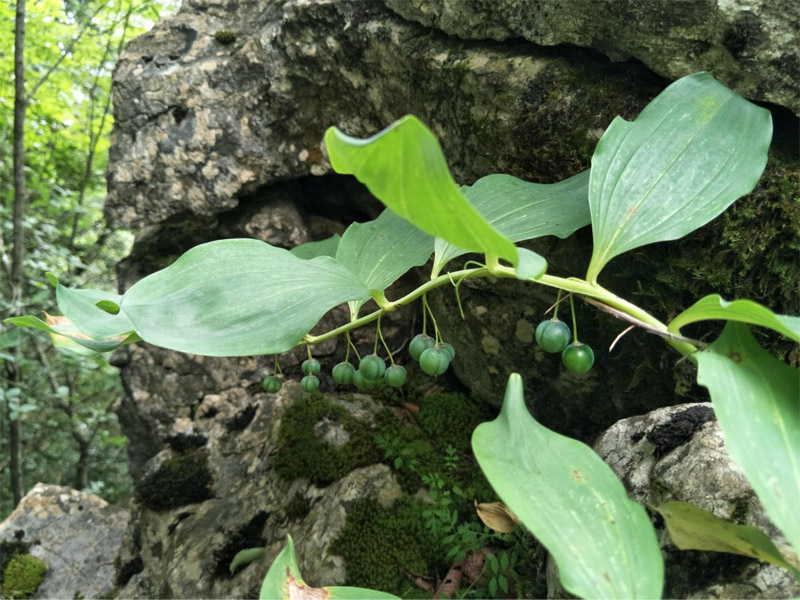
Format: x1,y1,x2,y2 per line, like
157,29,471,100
330,354,407,391
408,334,454,376
535,318,594,374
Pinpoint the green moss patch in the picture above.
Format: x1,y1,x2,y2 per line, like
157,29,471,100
135,449,213,511
273,395,381,485
332,497,442,594
2,554,46,599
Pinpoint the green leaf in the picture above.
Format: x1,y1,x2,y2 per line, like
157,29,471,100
230,547,265,574
433,170,590,274
335,209,433,315
56,285,134,340
653,501,799,573
4,315,136,353
695,322,800,556
514,248,547,281
472,374,663,599
668,294,800,343
119,239,370,356
325,115,517,265
587,72,772,282
260,535,398,600
290,234,341,260
95,300,121,315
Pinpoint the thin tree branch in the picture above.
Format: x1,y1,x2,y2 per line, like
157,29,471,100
24,1,110,104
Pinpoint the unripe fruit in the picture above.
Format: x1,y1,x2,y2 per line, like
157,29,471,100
261,375,282,393
420,346,450,376
301,375,320,392
441,342,455,361
332,362,356,385
359,354,385,380
409,334,435,361
353,370,379,391
301,358,321,375
535,319,571,353
384,365,407,388
562,343,594,374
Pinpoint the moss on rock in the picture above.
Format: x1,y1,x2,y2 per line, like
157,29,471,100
331,497,441,594
273,395,381,485
135,449,213,511
2,554,46,600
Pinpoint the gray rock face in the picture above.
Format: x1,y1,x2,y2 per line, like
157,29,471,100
114,380,403,598
386,0,800,115
589,403,799,599
0,483,129,600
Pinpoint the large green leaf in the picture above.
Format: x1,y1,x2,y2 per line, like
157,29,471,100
653,501,799,573
472,374,663,599
119,239,369,356
336,209,433,316
669,294,800,343
695,322,800,556
433,170,590,274
290,234,341,260
325,115,518,265
586,72,772,282
260,535,398,600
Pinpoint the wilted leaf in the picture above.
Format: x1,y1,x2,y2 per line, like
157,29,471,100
474,500,519,533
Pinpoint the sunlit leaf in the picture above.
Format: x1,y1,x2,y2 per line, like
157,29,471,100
325,115,517,265
433,170,590,274
587,72,772,282
669,294,800,343
4,315,136,354
475,500,519,533
290,234,341,260
336,209,433,315
654,501,799,573
56,285,134,339
472,374,663,599
695,322,800,556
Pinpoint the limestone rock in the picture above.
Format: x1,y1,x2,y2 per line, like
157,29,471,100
585,403,799,599
114,381,403,598
0,483,129,600
386,0,800,114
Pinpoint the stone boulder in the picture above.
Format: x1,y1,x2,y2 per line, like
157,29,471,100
114,380,404,598
0,483,129,600
587,403,799,599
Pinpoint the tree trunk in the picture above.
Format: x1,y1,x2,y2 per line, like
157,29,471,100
8,0,28,507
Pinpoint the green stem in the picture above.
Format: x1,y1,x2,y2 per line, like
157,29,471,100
553,289,562,321
569,294,578,343
303,267,488,345
376,313,394,364
373,313,381,355
423,294,441,345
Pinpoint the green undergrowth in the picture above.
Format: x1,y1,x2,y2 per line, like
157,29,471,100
1,554,47,600
273,389,537,596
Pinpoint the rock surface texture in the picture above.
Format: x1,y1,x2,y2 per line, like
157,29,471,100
591,404,799,599
0,483,129,600
113,381,402,598
105,0,799,596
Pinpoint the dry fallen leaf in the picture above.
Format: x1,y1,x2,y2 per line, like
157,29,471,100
475,500,519,533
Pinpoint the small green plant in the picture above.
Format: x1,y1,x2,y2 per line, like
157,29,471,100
10,72,799,597
213,30,236,45
2,554,47,599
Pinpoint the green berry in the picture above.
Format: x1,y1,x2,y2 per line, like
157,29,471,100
384,365,407,388
562,343,594,374
302,358,321,375
409,334,435,361
261,375,282,393
332,362,355,385
441,342,455,361
301,375,320,392
359,354,385,380
353,370,379,391
419,347,450,376
535,319,571,353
